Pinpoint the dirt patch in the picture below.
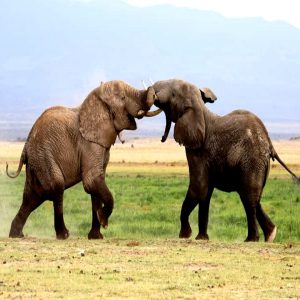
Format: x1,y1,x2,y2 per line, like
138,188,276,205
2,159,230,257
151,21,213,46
0,239,300,299
184,262,219,271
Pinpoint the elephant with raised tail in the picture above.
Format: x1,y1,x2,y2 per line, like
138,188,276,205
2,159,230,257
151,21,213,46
6,80,161,239
150,79,299,242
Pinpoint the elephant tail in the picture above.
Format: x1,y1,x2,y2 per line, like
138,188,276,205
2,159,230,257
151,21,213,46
6,145,26,179
273,152,300,184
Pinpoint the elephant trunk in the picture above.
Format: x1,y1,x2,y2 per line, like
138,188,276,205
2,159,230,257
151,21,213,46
145,87,157,108
123,84,160,117
138,88,162,117
161,109,172,142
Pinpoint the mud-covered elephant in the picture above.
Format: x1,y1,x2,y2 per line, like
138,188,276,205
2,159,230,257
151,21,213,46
151,79,299,242
6,80,161,239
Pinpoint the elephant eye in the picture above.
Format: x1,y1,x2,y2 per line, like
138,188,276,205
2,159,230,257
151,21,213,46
172,92,175,97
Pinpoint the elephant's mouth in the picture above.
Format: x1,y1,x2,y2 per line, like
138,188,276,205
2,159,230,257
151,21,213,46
127,114,137,130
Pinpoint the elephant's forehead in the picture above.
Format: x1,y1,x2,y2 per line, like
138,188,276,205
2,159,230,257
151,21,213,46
154,79,175,89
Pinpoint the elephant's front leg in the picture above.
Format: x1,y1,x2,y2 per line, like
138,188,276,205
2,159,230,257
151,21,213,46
195,186,213,240
83,175,114,239
179,172,210,240
88,199,103,240
53,193,69,240
82,145,113,239
179,191,198,239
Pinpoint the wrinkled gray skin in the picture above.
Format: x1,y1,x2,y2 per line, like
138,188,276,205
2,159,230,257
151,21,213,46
152,79,299,242
160,83,217,142
7,80,156,240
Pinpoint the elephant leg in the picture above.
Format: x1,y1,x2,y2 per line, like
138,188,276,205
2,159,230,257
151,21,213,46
195,187,214,240
179,181,209,239
88,196,104,240
179,195,198,239
9,188,44,238
239,192,260,242
53,193,69,240
82,145,113,239
179,162,210,238
83,175,114,239
256,203,276,242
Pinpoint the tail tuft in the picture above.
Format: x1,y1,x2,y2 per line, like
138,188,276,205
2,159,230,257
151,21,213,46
6,161,24,178
293,176,300,185
274,153,299,185
6,144,26,178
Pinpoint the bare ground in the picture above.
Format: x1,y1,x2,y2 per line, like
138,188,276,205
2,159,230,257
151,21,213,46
0,238,299,299
1,139,300,299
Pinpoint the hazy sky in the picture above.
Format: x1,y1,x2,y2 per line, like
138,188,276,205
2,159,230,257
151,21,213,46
125,0,300,29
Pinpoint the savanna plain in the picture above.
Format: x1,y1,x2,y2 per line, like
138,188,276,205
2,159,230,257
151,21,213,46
0,139,300,299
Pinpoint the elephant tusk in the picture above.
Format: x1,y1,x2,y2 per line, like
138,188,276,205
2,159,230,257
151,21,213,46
137,110,146,117
145,108,163,117
142,80,148,90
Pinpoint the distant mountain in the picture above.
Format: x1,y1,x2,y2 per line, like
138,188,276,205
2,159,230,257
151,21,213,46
0,0,299,140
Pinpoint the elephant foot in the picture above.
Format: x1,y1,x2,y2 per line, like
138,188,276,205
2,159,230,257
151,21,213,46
96,209,108,229
179,225,192,239
9,225,25,238
244,235,259,242
9,230,24,238
265,226,277,242
56,229,70,240
88,229,104,240
195,233,209,240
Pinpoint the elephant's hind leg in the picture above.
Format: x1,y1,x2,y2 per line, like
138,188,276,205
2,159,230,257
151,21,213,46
239,192,260,242
9,188,44,238
256,203,276,242
53,193,69,240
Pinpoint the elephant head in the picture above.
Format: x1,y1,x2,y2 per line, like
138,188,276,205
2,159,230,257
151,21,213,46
149,79,217,145
79,80,160,148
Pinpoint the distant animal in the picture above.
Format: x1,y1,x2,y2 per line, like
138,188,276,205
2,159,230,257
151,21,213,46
150,79,299,242
6,80,161,239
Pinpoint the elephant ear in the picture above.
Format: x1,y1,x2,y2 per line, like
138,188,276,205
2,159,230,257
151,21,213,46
174,107,205,149
79,88,117,148
200,87,217,103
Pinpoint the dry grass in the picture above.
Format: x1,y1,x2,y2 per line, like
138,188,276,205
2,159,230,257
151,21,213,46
2,138,299,175
0,238,299,299
0,141,24,163
1,139,300,299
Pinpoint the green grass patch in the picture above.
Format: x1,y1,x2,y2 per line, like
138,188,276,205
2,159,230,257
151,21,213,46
1,171,299,243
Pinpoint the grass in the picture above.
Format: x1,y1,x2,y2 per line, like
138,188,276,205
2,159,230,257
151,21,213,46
0,238,300,299
0,139,300,299
1,171,299,242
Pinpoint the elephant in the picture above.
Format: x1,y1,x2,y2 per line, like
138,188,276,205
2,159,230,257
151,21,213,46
151,79,299,242
160,83,217,142
6,80,161,239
